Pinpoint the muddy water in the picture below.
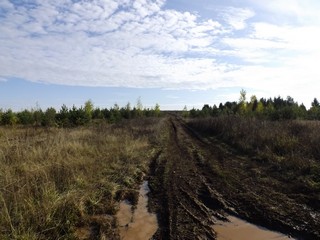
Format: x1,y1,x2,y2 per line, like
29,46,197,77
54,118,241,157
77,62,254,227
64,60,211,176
117,181,158,240
213,216,293,240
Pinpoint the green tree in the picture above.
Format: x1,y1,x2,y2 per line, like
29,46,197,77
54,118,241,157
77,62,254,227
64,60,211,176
101,108,111,120
1,109,18,125
201,104,211,117
265,103,276,120
311,98,319,108
84,100,94,121
211,105,219,117
109,104,121,123
92,108,104,119
256,101,264,117
239,89,247,103
309,98,320,120
43,107,57,127
121,102,131,119
17,109,34,125
189,108,200,118
56,104,70,127
33,109,44,126
182,105,189,118
297,104,307,119
136,97,143,117
68,105,91,126
250,95,258,112
238,89,247,115
154,103,161,117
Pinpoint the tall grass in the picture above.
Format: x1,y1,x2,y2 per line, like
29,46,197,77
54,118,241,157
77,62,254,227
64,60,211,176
188,116,320,193
0,118,160,239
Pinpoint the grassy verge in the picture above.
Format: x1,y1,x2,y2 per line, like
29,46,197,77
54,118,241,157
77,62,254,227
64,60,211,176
0,118,161,239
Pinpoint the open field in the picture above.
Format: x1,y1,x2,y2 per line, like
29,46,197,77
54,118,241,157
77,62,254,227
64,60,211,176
1,116,320,239
0,118,162,239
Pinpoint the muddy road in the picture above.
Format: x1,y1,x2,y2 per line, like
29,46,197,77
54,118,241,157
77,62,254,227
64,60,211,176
146,116,320,239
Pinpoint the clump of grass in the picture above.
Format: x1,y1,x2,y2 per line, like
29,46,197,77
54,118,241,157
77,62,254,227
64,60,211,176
0,118,160,239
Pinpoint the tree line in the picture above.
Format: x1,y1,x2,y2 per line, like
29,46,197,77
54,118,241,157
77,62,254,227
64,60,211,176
186,90,320,120
0,99,161,127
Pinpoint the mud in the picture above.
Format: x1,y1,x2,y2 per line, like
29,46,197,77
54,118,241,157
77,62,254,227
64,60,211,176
117,181,158,240
213,215,292,240
147,116,320,239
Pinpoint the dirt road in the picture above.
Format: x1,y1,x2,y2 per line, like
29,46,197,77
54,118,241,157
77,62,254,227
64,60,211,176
148,116,320,239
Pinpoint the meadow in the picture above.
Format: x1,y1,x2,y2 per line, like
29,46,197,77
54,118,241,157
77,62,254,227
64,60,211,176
0,118,162,239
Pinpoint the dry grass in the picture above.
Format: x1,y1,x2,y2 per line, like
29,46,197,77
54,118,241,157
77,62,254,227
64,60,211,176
0,118,161,239
188,116,320,193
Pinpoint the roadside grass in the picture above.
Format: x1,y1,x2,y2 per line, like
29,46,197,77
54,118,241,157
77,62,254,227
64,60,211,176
0,118,161,239
188,116,320,195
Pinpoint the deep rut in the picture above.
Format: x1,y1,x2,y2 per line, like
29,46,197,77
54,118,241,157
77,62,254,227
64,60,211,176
149,117,229,239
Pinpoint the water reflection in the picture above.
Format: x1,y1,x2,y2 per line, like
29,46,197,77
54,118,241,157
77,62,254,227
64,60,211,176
213,216,293,240
117,181,158,240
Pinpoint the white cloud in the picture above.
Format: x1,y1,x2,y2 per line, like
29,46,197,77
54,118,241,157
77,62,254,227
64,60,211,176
0,0,14,11
219,7,255,30
0,0,225,89
249,0,320,25
0,0,320,107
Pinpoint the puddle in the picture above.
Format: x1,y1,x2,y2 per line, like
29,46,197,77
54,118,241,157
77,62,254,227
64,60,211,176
213,216,293,240
117,181,158,240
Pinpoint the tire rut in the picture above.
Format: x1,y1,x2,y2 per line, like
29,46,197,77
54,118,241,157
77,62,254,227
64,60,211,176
149,117,229,239
149,116,320,239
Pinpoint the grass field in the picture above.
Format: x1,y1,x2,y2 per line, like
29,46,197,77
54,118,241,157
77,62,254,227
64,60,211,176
0,118,162,239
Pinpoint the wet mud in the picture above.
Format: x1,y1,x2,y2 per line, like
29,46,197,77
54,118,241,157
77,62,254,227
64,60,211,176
146,116,320,239
117,181,158,240
213,215,292,240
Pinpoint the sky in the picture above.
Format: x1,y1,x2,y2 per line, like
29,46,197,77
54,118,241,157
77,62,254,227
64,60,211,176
1,0,320,111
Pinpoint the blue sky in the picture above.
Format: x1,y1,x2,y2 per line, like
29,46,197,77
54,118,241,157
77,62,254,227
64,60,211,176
1,0,320,111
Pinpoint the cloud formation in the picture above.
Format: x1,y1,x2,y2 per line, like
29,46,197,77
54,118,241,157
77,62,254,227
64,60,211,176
0,0,225,87
0,0,319,105
219,7,255,30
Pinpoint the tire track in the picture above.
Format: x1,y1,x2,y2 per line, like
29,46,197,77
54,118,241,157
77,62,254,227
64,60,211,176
149,116,320,239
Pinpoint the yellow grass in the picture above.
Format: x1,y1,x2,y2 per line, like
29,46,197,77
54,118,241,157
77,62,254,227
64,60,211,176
0,119,161,239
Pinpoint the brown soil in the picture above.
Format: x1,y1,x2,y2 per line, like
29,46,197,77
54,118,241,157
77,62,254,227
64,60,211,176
117,181,158,240
148,116,320,240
